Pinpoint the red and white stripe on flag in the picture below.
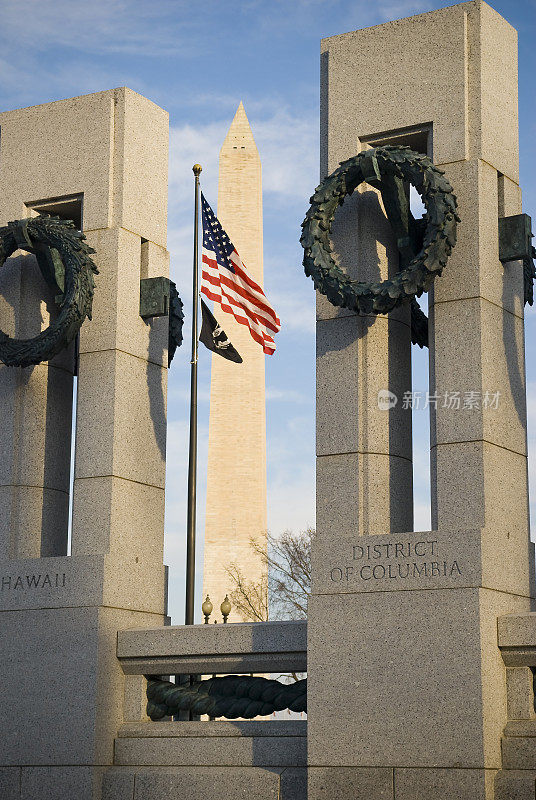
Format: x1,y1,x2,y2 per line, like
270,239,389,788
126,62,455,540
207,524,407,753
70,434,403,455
200,193,280,355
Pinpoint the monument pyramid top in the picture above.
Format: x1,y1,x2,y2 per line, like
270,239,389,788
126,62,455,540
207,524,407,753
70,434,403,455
220,101,259,158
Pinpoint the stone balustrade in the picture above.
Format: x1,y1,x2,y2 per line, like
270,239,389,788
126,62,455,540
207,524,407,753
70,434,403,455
118,619,307,677
496,613,536,798
101,620,308,799
117,619,307,724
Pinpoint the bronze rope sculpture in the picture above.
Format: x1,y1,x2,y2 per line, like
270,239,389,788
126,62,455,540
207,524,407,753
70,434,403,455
147,675,307,720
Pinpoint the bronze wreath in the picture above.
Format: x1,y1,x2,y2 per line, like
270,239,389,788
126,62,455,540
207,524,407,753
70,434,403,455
300,145,459,329
0,216,98,368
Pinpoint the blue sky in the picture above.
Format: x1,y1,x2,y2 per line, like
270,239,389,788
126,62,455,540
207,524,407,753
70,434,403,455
1,0,534,622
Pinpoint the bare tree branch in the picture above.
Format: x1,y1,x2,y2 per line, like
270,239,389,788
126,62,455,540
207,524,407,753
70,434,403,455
224,528,313,621
224,561,269,622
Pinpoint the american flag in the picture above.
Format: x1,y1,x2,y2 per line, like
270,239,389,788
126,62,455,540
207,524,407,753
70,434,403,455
200,193,280,355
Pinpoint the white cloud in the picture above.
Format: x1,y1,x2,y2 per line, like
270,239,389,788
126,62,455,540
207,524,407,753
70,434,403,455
253,111,318,201
266,388,310,403
339,0,434,31
0,0,197,58
169,122,226,204
526,380,536,427
268,474,315,536
167,383,211,406
267,286,315,335
414,501,432,531
377,0,433,21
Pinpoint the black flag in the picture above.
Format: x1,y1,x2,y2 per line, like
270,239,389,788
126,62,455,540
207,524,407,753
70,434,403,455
199,299,242,363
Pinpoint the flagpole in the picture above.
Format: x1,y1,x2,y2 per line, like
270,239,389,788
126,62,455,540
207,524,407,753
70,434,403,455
185,163,202,626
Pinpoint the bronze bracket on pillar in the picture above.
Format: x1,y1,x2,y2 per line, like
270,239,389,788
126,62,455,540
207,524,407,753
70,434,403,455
140,276,170,318
498,213,536,306
139,277,184,365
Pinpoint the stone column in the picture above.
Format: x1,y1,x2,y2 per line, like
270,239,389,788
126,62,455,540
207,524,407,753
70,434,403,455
0,88,170,800
0,239,74,561
308,3,534,799
316,156,413,542
203,103,268,620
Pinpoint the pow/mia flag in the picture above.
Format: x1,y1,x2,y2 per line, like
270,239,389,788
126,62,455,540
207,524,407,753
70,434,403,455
199,299,242,363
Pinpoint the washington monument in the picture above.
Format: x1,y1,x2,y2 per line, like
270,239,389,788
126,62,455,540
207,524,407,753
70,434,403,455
202,103,267,620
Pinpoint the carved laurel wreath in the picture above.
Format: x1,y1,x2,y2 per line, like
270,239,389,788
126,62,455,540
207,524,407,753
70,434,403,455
0,216,98,368
300,145,459,321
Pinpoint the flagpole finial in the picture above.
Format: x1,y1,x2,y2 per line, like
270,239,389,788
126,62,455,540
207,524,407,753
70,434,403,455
192,164,202,176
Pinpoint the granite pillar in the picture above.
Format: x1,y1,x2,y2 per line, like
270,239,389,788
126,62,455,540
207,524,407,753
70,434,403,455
316,147,413,541
309,3,534,799
0,253,74,560
0,88,170,799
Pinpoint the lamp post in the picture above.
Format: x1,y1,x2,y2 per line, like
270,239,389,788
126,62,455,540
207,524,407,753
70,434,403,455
220,595,231,624
202,596,213,624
